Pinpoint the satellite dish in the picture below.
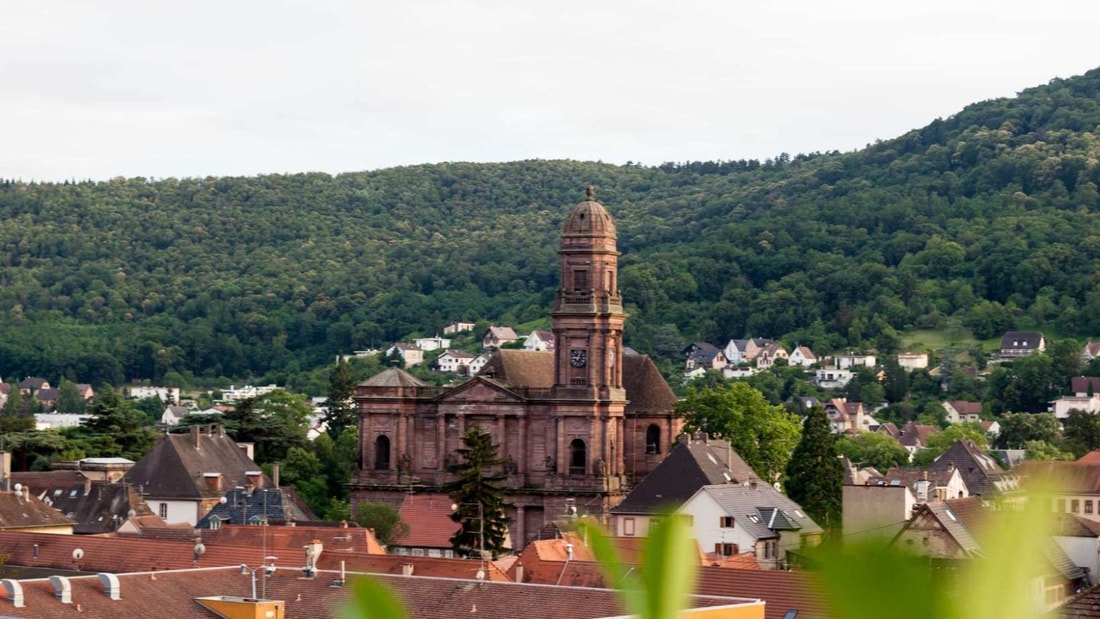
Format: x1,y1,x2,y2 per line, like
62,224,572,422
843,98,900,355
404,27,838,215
127,510,137,518
194,543,206,561
72,548,84,561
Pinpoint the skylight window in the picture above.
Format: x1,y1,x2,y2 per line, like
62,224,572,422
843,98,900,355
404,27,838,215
747,514,761,524
707,453,718,465
945,508,958,521
794,509,805,518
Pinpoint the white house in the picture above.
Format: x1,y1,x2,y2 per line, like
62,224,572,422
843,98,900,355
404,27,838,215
523,330,555,352
833,354,876,369
127,386,181,403
219,384,279,403
680,482,823,570
723,366,758,380
413,336,451,352
467,354,490,376
436,349,476,373
788,346,817,368
384,343,424,367
815,368,853,389
897,353,929,370
34,413,91,430
443,322,476,335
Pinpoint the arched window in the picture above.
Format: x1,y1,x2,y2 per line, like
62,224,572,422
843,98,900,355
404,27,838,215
645,424,661,455
569,439,586,475
374,435,391,470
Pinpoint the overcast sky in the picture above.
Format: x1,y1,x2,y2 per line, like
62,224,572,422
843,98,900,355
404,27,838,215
3,1,1098,181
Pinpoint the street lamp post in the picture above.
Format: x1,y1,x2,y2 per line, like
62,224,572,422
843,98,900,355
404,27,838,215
240,557,278,600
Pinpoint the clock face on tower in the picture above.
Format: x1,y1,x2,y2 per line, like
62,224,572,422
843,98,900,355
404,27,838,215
569,349,587,367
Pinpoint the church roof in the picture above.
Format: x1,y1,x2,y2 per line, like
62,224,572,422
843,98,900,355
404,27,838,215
561,188,616,238
477,350,677,414
360,368,426,387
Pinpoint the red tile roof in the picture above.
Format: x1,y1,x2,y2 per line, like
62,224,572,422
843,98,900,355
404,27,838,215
1,566,757,619
696,566,828,619
395,493,459,548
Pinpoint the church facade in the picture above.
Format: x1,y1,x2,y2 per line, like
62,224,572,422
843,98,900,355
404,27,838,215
349,189,681,546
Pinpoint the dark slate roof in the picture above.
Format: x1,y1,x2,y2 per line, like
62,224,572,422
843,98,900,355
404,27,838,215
999,330,1044,350
929,439,1017,496
695,483,823,541
19,376,48,390
196,487,314,528
612,438,759,515
360,368,426,388
686,342,722,364
67,481,161,534
122,428,272,501
875,467,964,492
35,388,59,402
477,350,677,415
921,500,981,555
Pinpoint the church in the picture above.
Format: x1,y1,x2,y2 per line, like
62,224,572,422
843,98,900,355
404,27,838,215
349,188,682,546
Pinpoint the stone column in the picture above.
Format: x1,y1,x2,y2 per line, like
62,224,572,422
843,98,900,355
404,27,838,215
437,414,447,474
556,417,566,476
515,505,526,550
518,415,527,475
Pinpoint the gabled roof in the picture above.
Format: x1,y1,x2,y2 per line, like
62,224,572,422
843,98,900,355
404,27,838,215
917,499,982,556
19,376,48,390
439,349,475,360
484,326,518,340
67,481,162,534
122,427,272,502
1017,460,1100,494
1072,376,1100,394
692,483,823,541
394,493,459,549
929,440,1017,496
945,400,982,415
999,330,1044,349
612,438,758,515
685,342,723,363
895,421,939,448
793,346,816,359
874,467,965,493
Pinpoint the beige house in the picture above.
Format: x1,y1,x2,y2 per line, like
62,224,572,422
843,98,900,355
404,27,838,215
943,400,982,424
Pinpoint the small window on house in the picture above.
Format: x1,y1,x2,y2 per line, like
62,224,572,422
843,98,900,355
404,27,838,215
747,514,761,524
720,516,735,528
1087,500,1094,515
1072,499,1081,513
159,503,168,519
623,517,636,536
210,518,221,530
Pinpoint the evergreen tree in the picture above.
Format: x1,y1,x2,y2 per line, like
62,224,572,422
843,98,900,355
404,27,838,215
785,406,842,532
2,383,24,416
324,358,358,440
56,380,87,415
443,427,511,559
81,385,157,459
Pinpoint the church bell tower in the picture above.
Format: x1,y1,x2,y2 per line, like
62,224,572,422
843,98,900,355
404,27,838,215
552,186,626,402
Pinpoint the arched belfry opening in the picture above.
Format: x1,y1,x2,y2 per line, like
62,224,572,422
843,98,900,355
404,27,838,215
374,435,391,470
646,424,661,455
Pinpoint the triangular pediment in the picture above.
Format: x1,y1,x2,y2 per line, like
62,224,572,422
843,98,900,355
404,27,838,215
436,377,523,404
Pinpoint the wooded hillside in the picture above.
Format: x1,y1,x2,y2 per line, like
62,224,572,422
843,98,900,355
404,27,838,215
3,67,1100,386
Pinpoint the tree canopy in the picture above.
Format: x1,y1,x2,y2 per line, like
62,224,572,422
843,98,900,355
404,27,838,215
676,381,801,482
785,406,843,532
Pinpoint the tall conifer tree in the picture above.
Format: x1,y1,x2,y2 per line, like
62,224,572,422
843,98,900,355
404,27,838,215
443,427,511,559
785,405,842,532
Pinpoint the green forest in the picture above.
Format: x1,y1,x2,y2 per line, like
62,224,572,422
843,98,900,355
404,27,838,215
4,67,1100,387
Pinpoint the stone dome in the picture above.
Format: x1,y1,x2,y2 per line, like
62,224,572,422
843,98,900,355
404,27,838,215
561,186,616,237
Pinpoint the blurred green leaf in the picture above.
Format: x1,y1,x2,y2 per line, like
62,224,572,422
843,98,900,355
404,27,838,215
338,577,408,619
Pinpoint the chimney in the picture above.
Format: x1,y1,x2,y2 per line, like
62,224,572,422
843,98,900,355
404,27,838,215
401,563,414,576
0,451,10,484
272,462,280,489
246,471,264,489
514,563,524,583
565,543,574,561
191,425,200,449
217,425,226,438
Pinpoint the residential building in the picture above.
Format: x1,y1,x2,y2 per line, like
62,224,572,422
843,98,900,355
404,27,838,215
999,330,1046,358
196,486,315,529
831,354,876,369
436,349,476,374
813,368,853,390
351,190,682,548
384,343,425,367
823,398,867,434
482,326,519,349
443,321,476,335
684,342,728,371
0,486,74,534
928,439,1019,499
943,400,982,424
414,336,452,351
387,493,460,557
126,385,181,403
754,343,788,369
34,413,90,430
680,482,823,570
787,346,817,368
219,384,279,403
723,338,773,366
122,425,277,525
523,330,556,352
896,352,929,370
610,436,758,538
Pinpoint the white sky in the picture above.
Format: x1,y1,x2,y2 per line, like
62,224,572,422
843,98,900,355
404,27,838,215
2,1,1098,181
